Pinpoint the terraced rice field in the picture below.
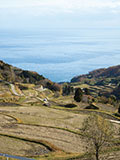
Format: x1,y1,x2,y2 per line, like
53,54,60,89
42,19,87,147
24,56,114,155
0,103,120,160
0,105,87,158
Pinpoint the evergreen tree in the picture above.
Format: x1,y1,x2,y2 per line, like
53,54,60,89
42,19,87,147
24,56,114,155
74,88,83,102
63,85,74,95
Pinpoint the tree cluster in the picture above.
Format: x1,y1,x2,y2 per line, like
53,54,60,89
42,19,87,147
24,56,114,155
62,84,74,95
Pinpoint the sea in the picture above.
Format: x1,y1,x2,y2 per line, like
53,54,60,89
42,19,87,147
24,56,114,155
0,28,120,82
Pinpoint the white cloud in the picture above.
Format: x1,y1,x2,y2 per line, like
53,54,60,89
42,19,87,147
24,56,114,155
0,0,120,13
0,0,120,29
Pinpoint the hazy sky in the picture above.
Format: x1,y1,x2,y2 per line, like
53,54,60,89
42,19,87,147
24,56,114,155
0,0,120,29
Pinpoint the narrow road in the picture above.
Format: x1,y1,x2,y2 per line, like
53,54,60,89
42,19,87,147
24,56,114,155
110,119,120,124
10,84,19,96
0,153,34,160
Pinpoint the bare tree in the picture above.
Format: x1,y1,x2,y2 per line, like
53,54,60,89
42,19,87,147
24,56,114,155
81,114,114,160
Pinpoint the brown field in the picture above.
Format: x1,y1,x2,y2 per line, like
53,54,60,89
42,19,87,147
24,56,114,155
0,84,120,160
0,104,88,159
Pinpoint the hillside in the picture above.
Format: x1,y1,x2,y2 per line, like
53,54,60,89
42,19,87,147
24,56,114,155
0,60,61,106
0,60,61,92
71,65,120,86
0,60,45,84
0,60,120,160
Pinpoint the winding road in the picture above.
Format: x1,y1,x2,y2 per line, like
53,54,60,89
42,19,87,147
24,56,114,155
0,153,34,160
10,84,19,96
110,119,120,124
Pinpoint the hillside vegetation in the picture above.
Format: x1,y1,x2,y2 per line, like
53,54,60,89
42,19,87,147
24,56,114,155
0,60,61,92
70,65,120,101
71,65,120,86
0,60,45,83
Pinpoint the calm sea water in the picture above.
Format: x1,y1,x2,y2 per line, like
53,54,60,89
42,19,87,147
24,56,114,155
0,28,120,82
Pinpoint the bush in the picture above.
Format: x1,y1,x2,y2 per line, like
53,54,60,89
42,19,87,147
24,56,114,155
64,103,77,108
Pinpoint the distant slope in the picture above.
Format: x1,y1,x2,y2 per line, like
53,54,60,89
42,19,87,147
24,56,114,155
71,65,120,86
0,60,45,84
0,60,61,92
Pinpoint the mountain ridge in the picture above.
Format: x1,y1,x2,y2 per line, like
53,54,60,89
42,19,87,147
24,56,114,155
0,60,45,83
0,60,61,92
71,65,120,85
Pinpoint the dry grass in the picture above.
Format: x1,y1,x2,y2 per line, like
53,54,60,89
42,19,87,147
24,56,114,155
0,105,87,130
0,94,119,159
36,152,83,160
0,135,50,157
0,104,87,157
0,121,85,153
